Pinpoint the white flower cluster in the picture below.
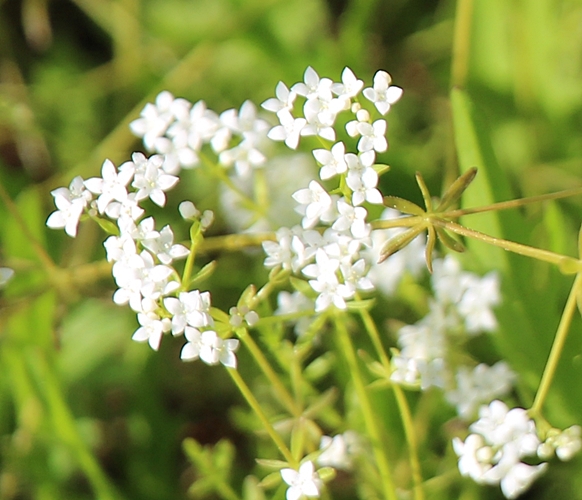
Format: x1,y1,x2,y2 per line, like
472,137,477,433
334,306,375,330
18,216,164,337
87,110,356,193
130,91,270,178
261,67,408,313
263,67,402,150
46,125,241,367
454,400,582,498
390,255,511,418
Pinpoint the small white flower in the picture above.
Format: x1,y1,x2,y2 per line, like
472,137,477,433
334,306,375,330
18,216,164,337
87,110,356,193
180,329,239,368
318,432,359,470
84,159,135,214
357,119,388,153
332,198,369,238
164,290,213,335
280,461,321,500
129,91,177,150
331,67,364,100
229,305,259,327
292,181,333,229
313,142,347,180
292,67,333,101
267,110,307,150
132,155,179,207
262,81,297,115
363,70,403,115
46,193,86,237
132,312,171,351
142,225,189,265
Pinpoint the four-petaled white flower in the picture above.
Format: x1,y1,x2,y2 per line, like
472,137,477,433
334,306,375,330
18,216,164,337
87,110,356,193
280,461,321,500
363,70,403,115
180,328,239,368
313,142,347,180
292,181,334,229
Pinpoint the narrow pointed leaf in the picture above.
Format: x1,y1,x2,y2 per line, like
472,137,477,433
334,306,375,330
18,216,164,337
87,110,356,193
435,226,466,253
415,171,433,211
435,166,478,211
425,226,437,273
383,196,425,216
378,225,426,263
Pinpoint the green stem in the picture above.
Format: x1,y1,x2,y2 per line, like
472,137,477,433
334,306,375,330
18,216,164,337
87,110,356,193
451,0,474,89
445,186,582,219
227,368,296,467
197,232,275,254
433,219,580,273
358,308,424,500
530,273,582,416
235,327,301,417
333,316,397,500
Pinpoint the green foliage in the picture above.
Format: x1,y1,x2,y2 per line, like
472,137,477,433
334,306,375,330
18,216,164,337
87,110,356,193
3,0,582,499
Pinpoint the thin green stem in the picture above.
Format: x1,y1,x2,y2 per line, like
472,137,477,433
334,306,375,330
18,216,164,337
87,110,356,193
530,273,582,416
445,186,582,219
358,308,424,500
235,327,301,417
197,232,275,254
227,368,296,467
333,315,397,500
451,0,474,89
433,219,580,272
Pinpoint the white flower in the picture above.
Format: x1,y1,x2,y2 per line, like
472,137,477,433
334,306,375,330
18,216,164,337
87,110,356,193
180,328,239,368
46,192,86,237
280,461,321,500
262,81,297,115
446,362,516,420
313,142,347,180
331,67,364,100
292,67,333,101
363,70,403,115
303,248,355,312
164,290,213,335
301,98,339,141
131,312,171,351
129,91,177,150
142,225,189,265
356,119,387,153
132,155,179,207
229,305,259,327
267,110,307,150
346,169,383,206
292,181,333,229
46,176,93,237
85,160,135,214
332,198,369,238
317,432,359,470
454,400,547,499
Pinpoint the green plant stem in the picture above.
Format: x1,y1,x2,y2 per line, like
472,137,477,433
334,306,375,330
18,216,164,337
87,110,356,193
333,316,397,500
445,186,582,219
451,0,473,89
530,272,582,416
358,308,424,500
236,327,300,417
433,219,580,272
227,368,296,467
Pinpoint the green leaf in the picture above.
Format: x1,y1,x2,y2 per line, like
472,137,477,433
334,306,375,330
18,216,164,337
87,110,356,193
383,196,424,216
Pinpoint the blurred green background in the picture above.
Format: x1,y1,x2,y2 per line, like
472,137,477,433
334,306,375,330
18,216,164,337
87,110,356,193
2,0,582,498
